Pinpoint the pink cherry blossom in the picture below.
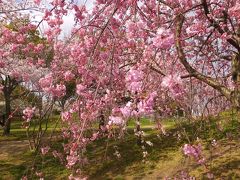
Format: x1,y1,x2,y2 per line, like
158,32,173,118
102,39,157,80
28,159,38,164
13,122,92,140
61,111,72,122
22,107,36,122
34,0,41,5
120,104,132,118
109,116,124,125
41,146,50,155
126,69,144,93
76,84,86,95
161,75,184,97
183,144,202,160
66,154,79,168
39,74,53,90
64,70,75,81
53,84,66,97
1,0,237,173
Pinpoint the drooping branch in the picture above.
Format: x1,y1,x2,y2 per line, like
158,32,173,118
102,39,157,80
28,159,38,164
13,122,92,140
89,7,118,67
150,66,166,76
201,0,240,52
175,14,231,99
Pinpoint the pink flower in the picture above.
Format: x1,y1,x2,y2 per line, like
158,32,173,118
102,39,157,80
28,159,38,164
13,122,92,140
35,44,44,52
44,10,52,19
198,158,206,164
69,174,86,180
126,69,143,82
183,144,202,159
76,84,86,95
41,146,50,155
229,3,240,23
126,68,144,93
53,84,66,97
61,111,72,122
161,75,183,97
120,104,132,118
39,74,53,90
109,116,124,125
207,173,214,179
37,59,45,67
126,21,137,33
112,107,121,115
91,132,99,141
128,81,142,93
16,34,25,43
0,60,5,68
64,70,75,81
66,154,79,167
22,107,36,122
229,3,240,13
21,176,28,180
171,84,183,96
10,71,21,80
34,0,41,5
161,75,173,88
11,44,20,52
52,150,59,158
152,28,174,49
132,92,158,116
35,171,44,178
220,32,230,40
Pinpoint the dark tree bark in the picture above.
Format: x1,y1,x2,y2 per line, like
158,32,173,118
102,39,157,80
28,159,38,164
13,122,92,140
231,54,240,110
3,92,11,135
1,76,18,136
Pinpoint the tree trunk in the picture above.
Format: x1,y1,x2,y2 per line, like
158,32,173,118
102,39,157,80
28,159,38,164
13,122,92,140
231,54,240,111
136,117,142,146
231,89,240,112
3,94,11,136
231,94,240,111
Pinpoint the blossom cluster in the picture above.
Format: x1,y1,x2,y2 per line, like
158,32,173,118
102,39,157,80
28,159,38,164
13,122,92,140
22,107,36,122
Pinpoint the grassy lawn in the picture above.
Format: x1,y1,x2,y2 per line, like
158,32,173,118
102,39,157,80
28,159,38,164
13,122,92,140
0,116,61,141
0,116,67,180
0,112,240,179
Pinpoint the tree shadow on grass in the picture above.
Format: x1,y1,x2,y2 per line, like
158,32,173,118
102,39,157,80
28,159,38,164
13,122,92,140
84,117,240,179
84,128,182,179
0,161,26,180
209,159,240,179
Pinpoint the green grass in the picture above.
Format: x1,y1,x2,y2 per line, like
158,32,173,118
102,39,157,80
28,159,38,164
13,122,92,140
83,128,181,179
81,113,240,179
0,112,240,179
0,116,61,141
0,150,69,180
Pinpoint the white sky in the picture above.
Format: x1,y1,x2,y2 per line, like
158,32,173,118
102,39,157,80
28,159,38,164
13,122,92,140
60,0,94,38
30,0,94,38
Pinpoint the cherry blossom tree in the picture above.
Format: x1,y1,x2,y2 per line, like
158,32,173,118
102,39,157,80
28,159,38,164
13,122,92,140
1,0,240,177
28,0,239,171
0,1,50,135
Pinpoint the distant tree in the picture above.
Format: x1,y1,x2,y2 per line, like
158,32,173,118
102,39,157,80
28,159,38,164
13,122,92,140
0,17,50,135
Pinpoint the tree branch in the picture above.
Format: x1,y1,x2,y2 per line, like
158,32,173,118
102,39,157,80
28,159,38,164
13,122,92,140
201,0,240,52
150,66,166,76
175,14,231,99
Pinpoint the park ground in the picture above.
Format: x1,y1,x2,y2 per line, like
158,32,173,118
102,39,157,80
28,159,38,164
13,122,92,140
0,111,240,180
